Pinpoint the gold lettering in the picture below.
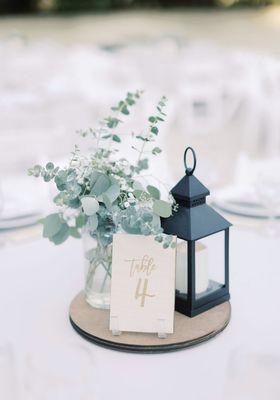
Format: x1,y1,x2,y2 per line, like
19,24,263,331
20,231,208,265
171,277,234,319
135,278,155,307
125,255,157,277
125,255,157,307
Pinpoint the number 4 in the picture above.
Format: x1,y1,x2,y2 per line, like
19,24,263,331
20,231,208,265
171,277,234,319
135,278,155,307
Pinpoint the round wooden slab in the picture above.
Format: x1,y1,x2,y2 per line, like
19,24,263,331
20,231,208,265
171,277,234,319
69,292,231,353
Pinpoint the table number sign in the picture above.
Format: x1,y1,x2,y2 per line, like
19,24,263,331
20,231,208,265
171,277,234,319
109,233,176,335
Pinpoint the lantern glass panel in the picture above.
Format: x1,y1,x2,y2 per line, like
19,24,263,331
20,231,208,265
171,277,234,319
175,238,209,295
175,239,188,295
195,230,225,300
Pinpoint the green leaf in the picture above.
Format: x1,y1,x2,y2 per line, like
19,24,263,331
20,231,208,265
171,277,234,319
101,193,112,210
90,170,101,187
103,183,120,203
43,174,52,182
152,147,162,155
76,213,87,228
42,213,62,238
162,235,173,249
132,180,144,191
66,169,76,183
81,196,99,216
32,165,42,177
88,214,98,232
133,189,142,199
53,192,68,206
164,235,173,246
126,97,135,106
142,212,153,222
141,225,151,236
121,106,129,115
66,181,82,199
90,174,110,196
121,218,141,235
147,185,160,200
106,116,121,129
152,214,161,229
153,200,172,218
133,190,150,200
136,135,148,142
135,90,142,98
46,162,54,171
151,126,158,135
51,224,69,245
55,170,68,191
67,197,81,209
148,116,156,123
69,227,81,239
136,158,149,172
155,235,163,243
112,135,121,143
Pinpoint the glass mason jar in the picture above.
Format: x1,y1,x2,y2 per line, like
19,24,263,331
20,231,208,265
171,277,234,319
83,230,112,309
82,209,117,309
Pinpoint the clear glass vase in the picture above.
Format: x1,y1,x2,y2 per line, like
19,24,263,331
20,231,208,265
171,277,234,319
83,230,112,309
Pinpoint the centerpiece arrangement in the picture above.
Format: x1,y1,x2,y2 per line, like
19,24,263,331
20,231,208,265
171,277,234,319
29,91,176,309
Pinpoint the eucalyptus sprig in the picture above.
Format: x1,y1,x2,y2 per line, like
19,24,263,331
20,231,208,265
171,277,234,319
29,91,176,248
132,96,166,174
77,90,143,149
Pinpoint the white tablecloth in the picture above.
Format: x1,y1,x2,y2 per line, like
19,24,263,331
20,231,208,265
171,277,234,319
1,226,280,400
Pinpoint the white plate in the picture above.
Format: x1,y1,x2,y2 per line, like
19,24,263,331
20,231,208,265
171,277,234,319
212,198,280,219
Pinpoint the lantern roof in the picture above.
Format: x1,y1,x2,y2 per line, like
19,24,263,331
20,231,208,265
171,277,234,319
161,147,231,241
171,174,210,201
161,203,231,241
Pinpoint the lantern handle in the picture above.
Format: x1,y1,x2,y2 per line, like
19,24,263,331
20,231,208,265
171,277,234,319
184,147,197,176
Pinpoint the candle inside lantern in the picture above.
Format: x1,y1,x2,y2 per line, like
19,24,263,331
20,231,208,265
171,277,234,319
176,241,208,294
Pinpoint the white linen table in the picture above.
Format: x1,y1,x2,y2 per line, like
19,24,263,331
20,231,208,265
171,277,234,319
0,226,279,400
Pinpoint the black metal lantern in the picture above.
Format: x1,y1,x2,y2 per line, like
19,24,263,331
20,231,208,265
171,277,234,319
161,147,231,317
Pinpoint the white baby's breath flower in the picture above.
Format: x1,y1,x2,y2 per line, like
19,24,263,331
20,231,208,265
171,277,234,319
121,162,131,175
70,160,80,168
124,202,130,208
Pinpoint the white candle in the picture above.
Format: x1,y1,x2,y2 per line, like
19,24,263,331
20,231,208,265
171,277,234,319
176,241,208,294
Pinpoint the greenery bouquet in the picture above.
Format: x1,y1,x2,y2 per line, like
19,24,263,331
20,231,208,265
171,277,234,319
29,91,176,308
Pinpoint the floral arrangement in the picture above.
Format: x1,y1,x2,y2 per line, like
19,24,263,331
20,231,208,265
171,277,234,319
28,91,176,249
